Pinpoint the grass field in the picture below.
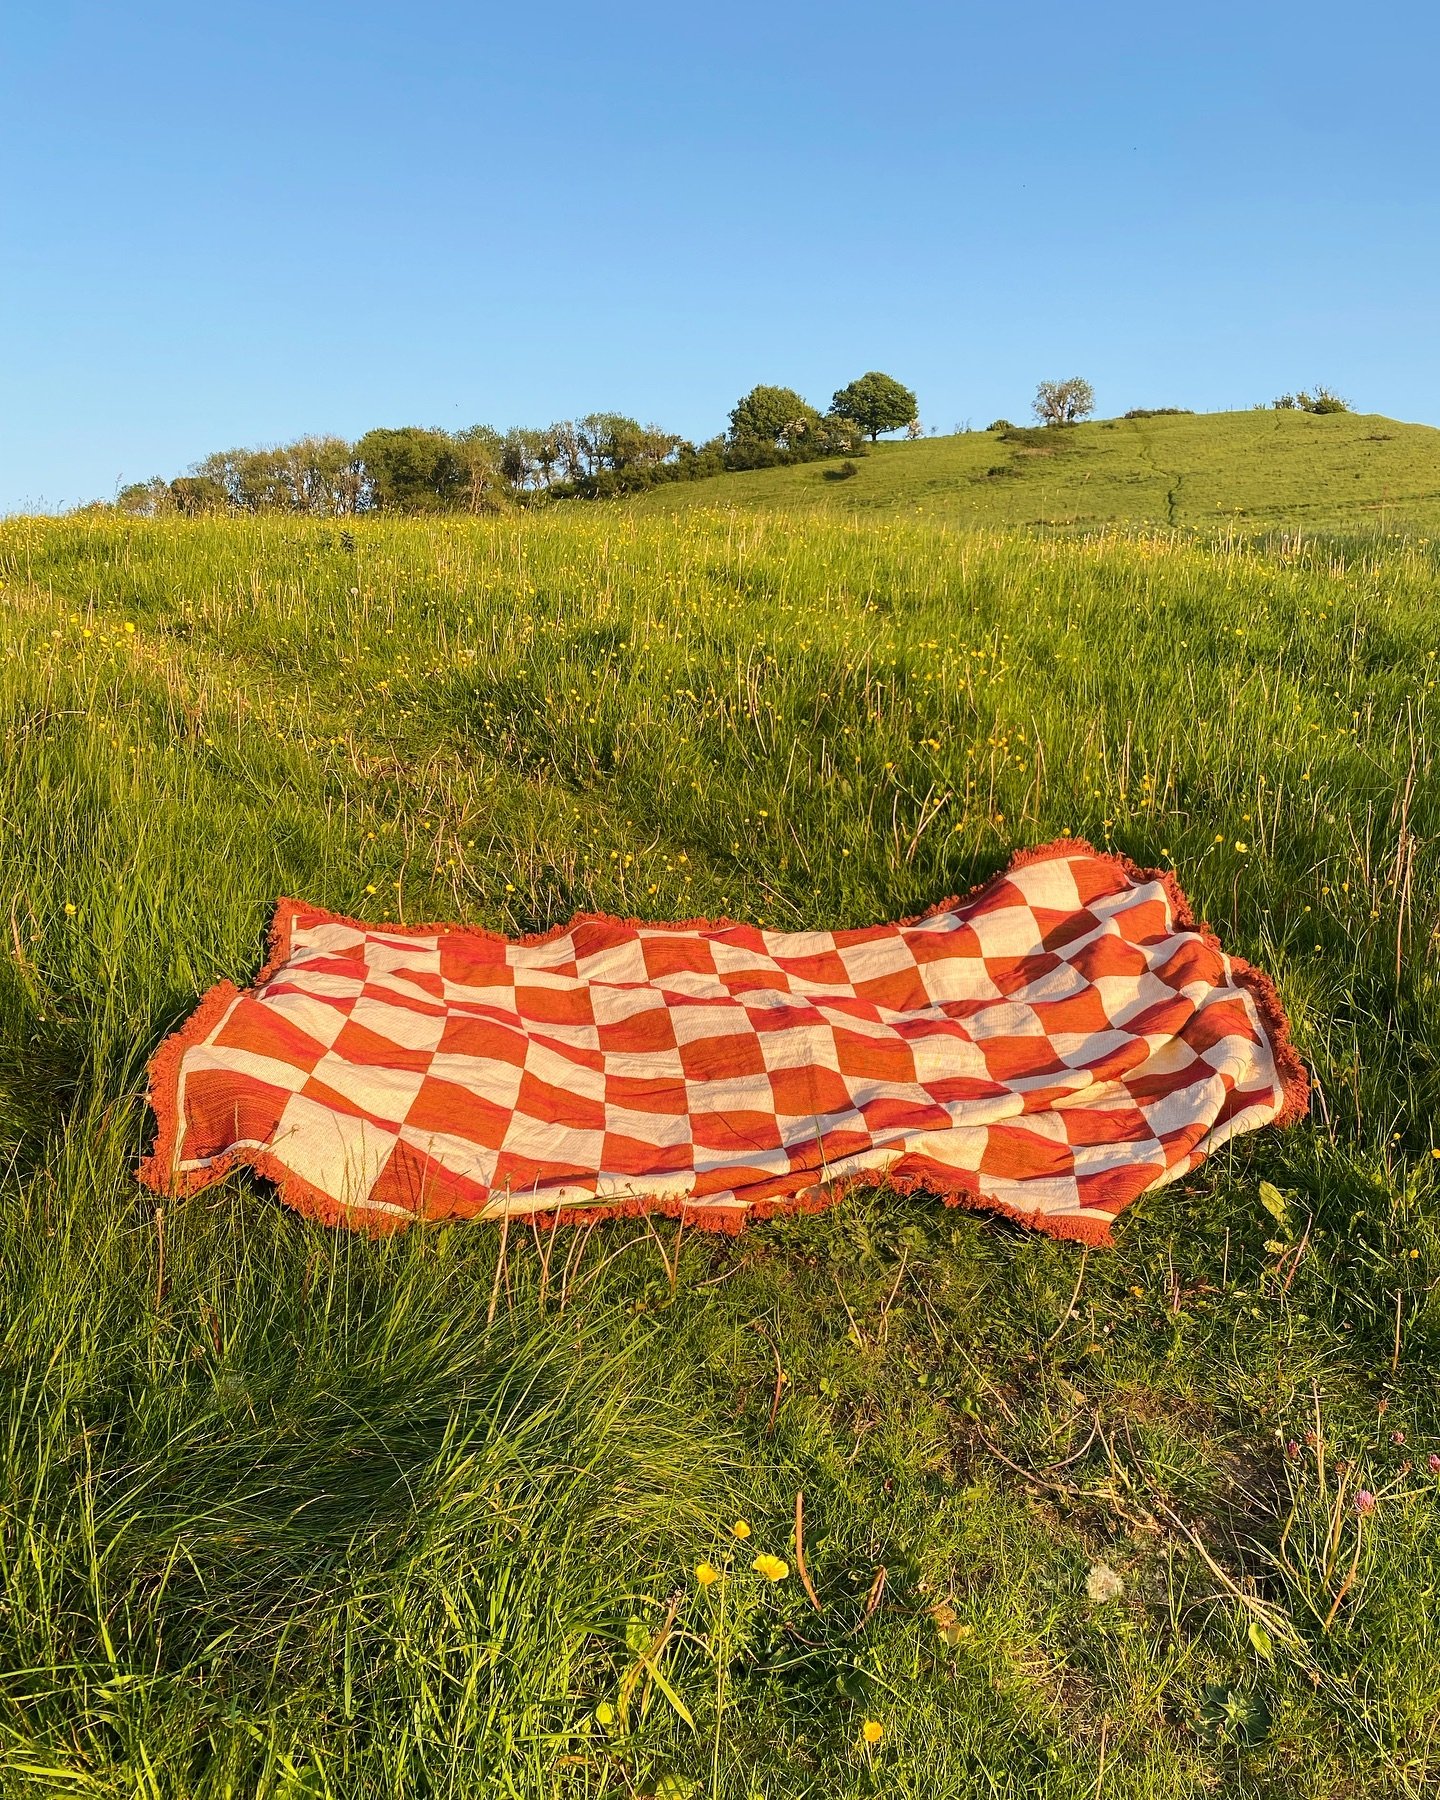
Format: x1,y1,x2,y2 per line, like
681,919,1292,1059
1,501,1439,1797
635,409,1440,534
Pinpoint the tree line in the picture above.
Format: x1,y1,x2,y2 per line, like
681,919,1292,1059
111,371,919,517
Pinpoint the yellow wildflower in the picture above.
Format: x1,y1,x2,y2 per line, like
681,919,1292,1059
695,1562,720,1587
731,1519,751,1540
752,1553,789,1582
862,1719,884,1744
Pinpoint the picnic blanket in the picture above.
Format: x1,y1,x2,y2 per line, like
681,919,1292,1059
139,841,1306,1245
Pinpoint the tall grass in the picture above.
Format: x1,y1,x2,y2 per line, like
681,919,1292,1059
0,510,1438,1794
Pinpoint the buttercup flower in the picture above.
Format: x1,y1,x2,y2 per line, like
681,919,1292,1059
862,1720,884,1745
752,1553,789,1582
695,1561,720,1587
731,1519,751,1540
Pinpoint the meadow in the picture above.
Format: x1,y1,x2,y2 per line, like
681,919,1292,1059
635,409,1440,534
0,501,1438,1797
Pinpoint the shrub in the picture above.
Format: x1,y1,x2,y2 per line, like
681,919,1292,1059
1303,387,1350,414
987,419,1014,432
1123,408,1193,419
998,426,1055,449
1274,389,1350,414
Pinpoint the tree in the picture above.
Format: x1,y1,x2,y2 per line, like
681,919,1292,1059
192,447,292,511
355,427,465,511
168,474,228,515
455,426,508,511
548,420,586,483
116,478,174,516
829,372,917,441
728,385,823,449
1033,378,1095,427
283,436,362,514
499,428,539,491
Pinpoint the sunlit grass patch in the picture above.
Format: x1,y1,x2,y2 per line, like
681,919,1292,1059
0,509,1438,1793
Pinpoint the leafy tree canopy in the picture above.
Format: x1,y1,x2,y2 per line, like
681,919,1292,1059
728,386,824,449
1033,378,1096,427
829,372,917,441
354,427,464,512
169,475,228,516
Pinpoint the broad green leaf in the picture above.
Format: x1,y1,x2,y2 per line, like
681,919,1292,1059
1258,1182,1289,1228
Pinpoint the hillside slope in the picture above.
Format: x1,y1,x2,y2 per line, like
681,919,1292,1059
634,408,1440,531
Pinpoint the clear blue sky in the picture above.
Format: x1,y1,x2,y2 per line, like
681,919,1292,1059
4,1,1437,512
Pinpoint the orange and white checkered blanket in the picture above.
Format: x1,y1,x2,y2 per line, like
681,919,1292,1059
140,843,1305,1244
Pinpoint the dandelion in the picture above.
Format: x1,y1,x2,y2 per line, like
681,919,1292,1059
752,1552,789,1582
731,1519,751,1540
862,1720,884,1745
694,1561,720,1587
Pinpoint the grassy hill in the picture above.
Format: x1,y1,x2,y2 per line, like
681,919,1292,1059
634,409,1440,533
1,506,1438,1795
